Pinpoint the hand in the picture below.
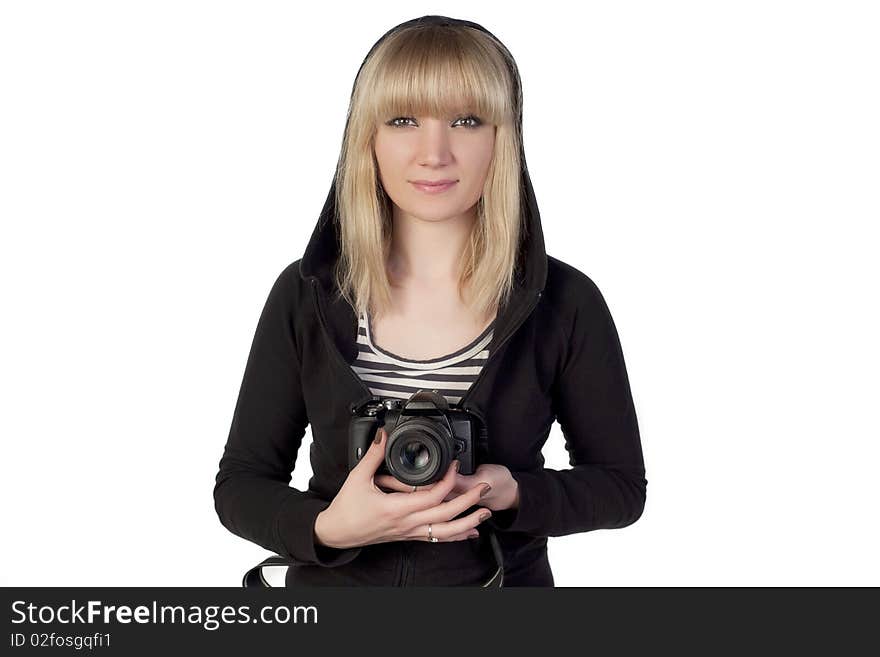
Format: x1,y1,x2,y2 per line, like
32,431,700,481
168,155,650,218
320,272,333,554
313,427,494,550
375,462,520,513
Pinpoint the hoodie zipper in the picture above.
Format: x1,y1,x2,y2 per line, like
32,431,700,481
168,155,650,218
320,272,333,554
397,543,410,586
458,288,544,427
310,278,376,414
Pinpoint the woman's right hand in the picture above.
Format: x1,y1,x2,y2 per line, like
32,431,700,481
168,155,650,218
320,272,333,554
313,427,493,549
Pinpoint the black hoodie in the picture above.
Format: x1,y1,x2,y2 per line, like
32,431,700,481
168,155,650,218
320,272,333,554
213,15,647,587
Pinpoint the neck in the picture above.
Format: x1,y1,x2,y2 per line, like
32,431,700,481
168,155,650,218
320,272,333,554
387,206,476,287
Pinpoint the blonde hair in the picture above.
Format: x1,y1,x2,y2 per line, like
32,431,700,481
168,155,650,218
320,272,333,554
332,22,524,324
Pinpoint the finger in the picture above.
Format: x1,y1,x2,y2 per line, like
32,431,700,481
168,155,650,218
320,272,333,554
374,474,437,494
356,427,387,481
383,459,460,511
440,529,482,542
412,460,460,504
407,481,491,528
408,507,491,541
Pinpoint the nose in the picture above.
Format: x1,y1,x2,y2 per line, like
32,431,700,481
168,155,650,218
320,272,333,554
416,119,453,167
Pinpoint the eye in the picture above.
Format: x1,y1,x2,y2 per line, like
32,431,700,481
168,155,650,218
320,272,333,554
386,117,417,128
453,115,483,129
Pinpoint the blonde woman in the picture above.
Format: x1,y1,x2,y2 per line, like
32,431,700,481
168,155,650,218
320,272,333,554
214,15,647,587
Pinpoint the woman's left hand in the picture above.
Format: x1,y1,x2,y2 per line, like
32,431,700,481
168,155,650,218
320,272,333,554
374,463,519,512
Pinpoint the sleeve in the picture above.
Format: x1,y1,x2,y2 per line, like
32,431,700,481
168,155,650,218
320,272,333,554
487,274,647,537
213,262,362,567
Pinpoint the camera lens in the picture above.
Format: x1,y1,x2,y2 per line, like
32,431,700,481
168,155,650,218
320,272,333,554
402,441,431,471
386,421,451,486
394,433,438,479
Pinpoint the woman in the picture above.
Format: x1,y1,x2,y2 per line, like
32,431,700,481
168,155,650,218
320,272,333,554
214,15,647,587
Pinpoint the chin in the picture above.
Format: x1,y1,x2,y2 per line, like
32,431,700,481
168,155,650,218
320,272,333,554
411,213,457,223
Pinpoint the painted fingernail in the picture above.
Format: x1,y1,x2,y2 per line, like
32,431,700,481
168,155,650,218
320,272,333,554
453,460,460,473
374,428,384,444
480,484,492,498
479,511,492,522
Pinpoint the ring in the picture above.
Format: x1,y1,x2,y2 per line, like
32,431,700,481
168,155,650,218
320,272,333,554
427,523,438,543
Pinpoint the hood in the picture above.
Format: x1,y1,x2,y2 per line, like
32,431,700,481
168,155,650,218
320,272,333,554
300,14,547,310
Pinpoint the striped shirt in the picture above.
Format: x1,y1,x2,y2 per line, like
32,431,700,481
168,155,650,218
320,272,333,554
350,310,495,406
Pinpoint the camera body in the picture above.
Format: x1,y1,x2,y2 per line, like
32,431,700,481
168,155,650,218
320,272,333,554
348,389,486,487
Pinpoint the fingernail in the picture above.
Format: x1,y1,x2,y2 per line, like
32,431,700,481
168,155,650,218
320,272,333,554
374,428,384,444
480,484,491,498
453,460,460,473
479,511,492,522
468,532,480,539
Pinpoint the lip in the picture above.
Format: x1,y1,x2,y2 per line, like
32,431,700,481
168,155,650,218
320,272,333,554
410,180,458,194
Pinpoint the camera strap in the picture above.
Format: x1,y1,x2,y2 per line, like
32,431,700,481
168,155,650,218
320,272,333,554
242,527,505,588
482,527,505,587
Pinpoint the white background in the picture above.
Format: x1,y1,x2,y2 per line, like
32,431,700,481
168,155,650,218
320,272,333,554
1,1,878,587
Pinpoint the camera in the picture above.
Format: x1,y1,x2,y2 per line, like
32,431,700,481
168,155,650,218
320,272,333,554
348,389,486,487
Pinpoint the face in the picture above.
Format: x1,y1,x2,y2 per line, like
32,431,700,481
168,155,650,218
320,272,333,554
373,113,496,223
